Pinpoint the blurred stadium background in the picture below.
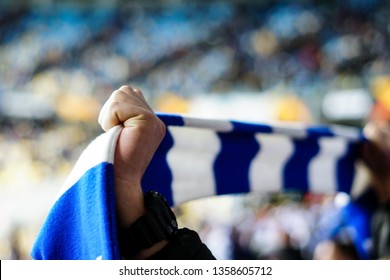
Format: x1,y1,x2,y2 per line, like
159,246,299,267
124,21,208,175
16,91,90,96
1,0,390,259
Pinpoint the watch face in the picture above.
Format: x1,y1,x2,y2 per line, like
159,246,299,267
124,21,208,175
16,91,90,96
145,191,178,230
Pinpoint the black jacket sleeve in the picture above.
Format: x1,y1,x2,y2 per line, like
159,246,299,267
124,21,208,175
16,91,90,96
147,228,216,260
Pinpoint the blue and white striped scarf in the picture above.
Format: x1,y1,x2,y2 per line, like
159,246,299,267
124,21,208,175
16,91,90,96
31,113,366,260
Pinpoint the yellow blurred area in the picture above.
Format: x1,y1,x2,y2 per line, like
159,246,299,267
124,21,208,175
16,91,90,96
372,76,390,113
28,72,63,97
155,92,190,114
56,94,101,122
275,95,312,123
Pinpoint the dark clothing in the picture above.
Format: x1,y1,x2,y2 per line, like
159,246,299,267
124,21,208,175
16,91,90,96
372,202,390,259
148,228,216,260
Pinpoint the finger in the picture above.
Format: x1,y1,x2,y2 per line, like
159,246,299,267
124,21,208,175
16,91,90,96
100,101,151,131
100,92,156,131
99,86,138,125
98,90,116,126
117,85,140,98
98,86,150,129
117,85,147,105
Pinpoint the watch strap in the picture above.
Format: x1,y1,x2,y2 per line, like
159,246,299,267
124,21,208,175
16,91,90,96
118,191,178,257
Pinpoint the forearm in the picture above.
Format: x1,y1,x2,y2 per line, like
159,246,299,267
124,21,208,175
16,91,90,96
114,154,170,260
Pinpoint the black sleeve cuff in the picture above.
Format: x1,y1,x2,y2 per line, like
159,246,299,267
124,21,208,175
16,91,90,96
372,202,390,259
147,228,216,260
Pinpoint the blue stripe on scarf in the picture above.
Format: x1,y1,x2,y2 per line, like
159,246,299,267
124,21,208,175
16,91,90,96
157,113,185,127
214,131,260,195
306,126,334,138
230,120,273,134
283,139,320,192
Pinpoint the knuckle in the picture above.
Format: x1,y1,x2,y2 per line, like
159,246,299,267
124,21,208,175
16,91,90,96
109,100,121,112
107,101,122,120
119,85,132,92
133,88,143,96
112,89,127,102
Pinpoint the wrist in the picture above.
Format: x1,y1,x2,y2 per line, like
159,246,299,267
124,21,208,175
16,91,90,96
117,191,178,259
115,186,170,259
114,179,145,228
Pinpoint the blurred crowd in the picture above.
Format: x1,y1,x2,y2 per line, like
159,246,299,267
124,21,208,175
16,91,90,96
178,192,351,260
1,0,390,110
1,0,390,259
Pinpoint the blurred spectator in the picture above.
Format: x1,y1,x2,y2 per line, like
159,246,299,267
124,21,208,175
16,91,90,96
314,239,359,260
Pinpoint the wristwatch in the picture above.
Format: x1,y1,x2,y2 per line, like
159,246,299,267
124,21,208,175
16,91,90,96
118,191,178,257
